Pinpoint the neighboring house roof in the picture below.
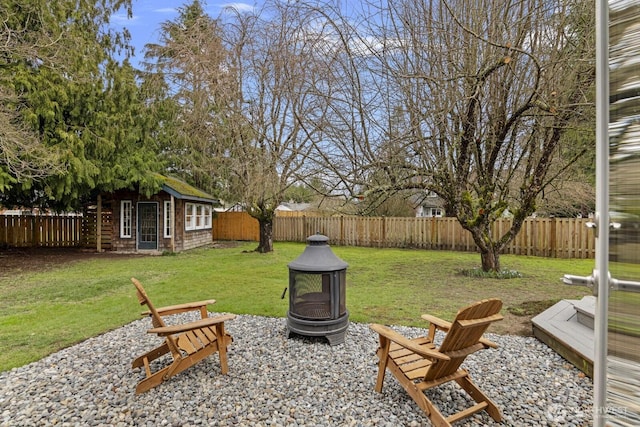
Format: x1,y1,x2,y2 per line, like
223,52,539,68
159,175,219,204
277,202,311,211
420,196,445,208
409,191,445,209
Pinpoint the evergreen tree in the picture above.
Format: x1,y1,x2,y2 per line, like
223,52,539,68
1,0,162,210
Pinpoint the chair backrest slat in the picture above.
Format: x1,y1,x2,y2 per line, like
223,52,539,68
425,298,502,381
132,278,167,328
131,278,182,356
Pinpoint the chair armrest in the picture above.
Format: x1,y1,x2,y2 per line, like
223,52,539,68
421,314,452,331
148,314,236,336
370,324,450,361
141,299,217,316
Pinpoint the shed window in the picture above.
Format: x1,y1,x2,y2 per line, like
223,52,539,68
204,205,211,227
196,205,203,228
185,203,195,230
185,202,212,231
164,200,172,238
120,200,132,238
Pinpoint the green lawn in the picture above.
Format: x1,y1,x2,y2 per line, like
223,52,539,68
0,242,595,371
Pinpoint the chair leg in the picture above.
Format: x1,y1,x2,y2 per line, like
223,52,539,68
132,342,170,368
135,364,173,394
374,336,391,392
455,374,502,422
387,364,449,427
421,399,451,427
216,323,230,375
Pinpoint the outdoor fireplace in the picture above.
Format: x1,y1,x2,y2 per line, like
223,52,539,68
287,234,348,345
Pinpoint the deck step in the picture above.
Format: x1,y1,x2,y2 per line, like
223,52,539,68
573,296,595,329
531,296,595,377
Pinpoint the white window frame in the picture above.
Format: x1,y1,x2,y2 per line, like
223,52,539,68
120,200,132,238
164,200,172,238
185,202,212,231
204,205,212,228
185,203,195,230
196,204,203,228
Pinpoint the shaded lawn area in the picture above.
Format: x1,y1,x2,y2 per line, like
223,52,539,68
0,242,594,371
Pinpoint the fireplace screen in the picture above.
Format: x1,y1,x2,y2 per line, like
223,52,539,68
290,271,346,320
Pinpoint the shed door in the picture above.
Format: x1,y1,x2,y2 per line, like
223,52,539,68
137,202,158,250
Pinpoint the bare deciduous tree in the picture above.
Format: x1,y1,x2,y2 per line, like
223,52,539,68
311,0,595,271
222,2,332,252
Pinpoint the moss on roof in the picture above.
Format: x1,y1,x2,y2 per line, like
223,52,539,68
155,174,216,202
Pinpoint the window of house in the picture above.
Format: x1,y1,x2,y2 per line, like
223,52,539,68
431,208,443,217
185,203,195,230
204,205,212,228
120,200,132,238
185,202,212,231
195,204,203,228
164,200,172,238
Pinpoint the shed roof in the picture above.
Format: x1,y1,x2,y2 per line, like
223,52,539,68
159,175,219,204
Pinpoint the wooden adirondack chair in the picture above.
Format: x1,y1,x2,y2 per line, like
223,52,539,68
131,278,235,394
370,298,503,427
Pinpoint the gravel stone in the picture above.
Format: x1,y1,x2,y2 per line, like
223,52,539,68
0,314,593,426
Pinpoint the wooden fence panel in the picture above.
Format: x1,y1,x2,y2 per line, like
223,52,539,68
0,215,84,247
0,215,25,246
274,216,595,259
0,211,597,258
81,210,113,250
212,211,259,241
0,213,114,249
211,212,596,259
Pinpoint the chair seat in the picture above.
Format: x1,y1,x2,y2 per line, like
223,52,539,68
388,338,436,380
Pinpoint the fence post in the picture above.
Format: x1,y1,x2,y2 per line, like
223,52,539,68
550,217,557,258
31,215,38,247
97,194,102,252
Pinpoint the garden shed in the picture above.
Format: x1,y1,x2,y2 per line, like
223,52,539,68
103,176,218,253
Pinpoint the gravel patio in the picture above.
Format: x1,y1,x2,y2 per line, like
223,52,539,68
0,314,593,426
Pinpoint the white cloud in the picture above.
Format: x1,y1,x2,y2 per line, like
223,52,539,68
154,8,178,13
111,13,138,24
220,3,255,13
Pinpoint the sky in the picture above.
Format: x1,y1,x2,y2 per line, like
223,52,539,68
109,0,257,68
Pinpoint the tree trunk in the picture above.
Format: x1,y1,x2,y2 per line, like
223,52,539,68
464,221,504,273
255,218,274,253
480,249,501,272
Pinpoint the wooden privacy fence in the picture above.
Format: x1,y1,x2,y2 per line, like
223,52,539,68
213,212,596,259
1,212,596,259
212,211,262,241
0,215,83,247
0,211,112,249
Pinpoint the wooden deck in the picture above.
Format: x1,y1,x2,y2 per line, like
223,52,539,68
532,296,595,377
